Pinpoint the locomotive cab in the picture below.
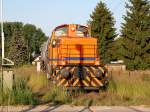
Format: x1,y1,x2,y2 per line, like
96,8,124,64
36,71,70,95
49,24,100,66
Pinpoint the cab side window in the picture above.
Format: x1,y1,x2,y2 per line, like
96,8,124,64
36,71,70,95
55,27,68,37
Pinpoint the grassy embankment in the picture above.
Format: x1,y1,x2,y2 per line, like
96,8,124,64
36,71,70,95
0,65,150,106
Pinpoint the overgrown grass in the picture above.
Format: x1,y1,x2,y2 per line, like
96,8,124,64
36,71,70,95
42,85,72,104
72,71,150,106
0,65,47,105
106,76,150,105
0,76,38,105
13,65,48,94
1,65,150,106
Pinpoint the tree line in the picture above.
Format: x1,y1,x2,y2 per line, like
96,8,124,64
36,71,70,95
90,0,150,70
0,22,47,66
0,0,149,70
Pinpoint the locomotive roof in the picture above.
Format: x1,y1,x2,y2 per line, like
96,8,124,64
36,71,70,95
53,24,88,31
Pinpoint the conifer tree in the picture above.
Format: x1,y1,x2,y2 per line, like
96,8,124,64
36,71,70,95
8,23,28,66
121,0,150,69
90,1,117,64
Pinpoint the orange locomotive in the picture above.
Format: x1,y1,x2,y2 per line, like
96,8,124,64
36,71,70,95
41,24,109,90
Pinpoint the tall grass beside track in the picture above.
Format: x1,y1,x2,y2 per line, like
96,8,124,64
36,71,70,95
0,76,37,105
0,65,43,105
0,65,71,105
0,65,150,106
107,71,150,105
70,71,150,106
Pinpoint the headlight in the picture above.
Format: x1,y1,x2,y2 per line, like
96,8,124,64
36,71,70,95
61,69,69,78
52,40,56,47
95,69,103,77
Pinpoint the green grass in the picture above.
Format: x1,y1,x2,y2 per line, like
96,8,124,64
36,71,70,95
0,76,38,105
42,85,72,104
72,71,150,106
1,65,150,106
0,65,46,105
106,77,150,105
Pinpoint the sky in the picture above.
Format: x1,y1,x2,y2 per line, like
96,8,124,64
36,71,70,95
3,0,126,36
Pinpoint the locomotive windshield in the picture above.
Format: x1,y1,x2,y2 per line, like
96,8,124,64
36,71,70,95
55,26,68,37
76,25,89,37
54,24,90,37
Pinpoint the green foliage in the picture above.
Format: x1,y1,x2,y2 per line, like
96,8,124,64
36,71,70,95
0,22,47,66
23,24,47,60
8,23,28,66
121,0,150,70
3,22,23,57
111,37,124,61
89,1,117,64
10,77,38,105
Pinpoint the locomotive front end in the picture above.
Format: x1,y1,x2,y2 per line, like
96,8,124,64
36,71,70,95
42,24,109,90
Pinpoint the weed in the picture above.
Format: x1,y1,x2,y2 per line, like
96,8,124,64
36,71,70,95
0,76,38,105
42,85,72,104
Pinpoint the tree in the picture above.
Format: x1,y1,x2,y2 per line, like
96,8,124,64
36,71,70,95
121,0,150,69
23,24,37,62
0,22,47,63
0,22,47,65
23,24,47,60
89,1,117,64
110,37,124,61
30,28,47,55
8,23,28,66
0,22,16,66
0,22,16,57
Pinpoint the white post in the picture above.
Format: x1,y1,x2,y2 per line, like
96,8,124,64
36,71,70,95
0,0,14,91
3,70,14,90
1,0,4,64
37,61,41,72
1,0,14,66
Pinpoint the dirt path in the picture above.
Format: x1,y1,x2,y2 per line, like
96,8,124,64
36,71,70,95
0,105,150,112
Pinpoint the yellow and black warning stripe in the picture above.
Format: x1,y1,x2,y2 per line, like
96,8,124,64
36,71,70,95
53,65,108,88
